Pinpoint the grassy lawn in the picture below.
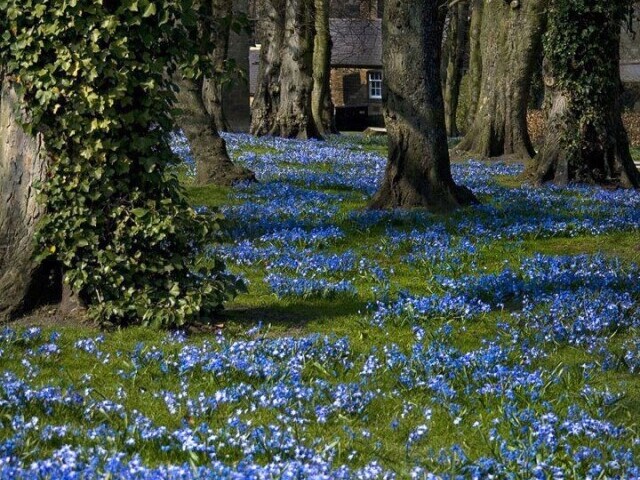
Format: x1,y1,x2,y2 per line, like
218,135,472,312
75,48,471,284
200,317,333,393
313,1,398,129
2,133,640,477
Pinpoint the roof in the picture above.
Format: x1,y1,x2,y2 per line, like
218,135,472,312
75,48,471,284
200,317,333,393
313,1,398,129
249,19,382,95
330,18,382,68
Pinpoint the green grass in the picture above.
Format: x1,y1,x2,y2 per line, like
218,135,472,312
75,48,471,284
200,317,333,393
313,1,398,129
3,136,640,475
180,142,640,470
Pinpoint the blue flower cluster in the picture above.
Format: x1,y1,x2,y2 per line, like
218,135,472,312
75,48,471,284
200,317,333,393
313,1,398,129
265,273,357,299
2,133,640,478
2,325,638,478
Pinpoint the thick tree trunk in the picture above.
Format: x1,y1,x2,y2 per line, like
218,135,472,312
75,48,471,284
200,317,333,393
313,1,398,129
457,0,546,159
370,0,478,211
0,76,60,321
173,74,255,186
250,0,286,136
311,0,337,136
202,0,232,132
443,0,470,137
270,0,321,139
464,0,483,130
530,36,640,187
202,0,251,133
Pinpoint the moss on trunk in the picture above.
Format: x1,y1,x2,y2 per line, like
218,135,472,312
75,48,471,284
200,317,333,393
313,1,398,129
530,5,640,188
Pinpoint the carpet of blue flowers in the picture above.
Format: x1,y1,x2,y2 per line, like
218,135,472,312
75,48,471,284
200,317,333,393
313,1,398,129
2,133,640,479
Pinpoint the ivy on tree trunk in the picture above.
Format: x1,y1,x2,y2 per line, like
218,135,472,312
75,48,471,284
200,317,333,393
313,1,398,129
530,0,640,187
0,1,246,327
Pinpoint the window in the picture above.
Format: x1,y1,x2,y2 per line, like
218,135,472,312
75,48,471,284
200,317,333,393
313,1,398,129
368,71,383,100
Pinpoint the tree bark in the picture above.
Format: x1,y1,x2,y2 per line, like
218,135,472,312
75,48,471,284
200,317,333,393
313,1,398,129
457,0,546,160
464,0,483,130
370,0,478,211
443,0,470,137
530,31,640,187
269,0,321,139
311,0,338,136
202,0,232,132
0,75,60,321
250,0,286,136
173,74,255,186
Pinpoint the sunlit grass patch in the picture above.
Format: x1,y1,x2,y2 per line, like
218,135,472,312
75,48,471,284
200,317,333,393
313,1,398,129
3,133,640,478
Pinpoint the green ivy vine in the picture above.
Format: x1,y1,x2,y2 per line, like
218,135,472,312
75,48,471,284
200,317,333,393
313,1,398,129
0,0,244,327
544,0,632,166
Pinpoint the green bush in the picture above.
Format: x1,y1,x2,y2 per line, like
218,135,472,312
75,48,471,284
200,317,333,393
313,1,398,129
0,0,244,327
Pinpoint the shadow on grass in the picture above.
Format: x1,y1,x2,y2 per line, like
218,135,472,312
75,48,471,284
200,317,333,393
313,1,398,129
221,296,368,331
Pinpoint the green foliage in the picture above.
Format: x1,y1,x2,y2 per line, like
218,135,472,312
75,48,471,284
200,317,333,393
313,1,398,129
545,0,631,163
0,0,243,327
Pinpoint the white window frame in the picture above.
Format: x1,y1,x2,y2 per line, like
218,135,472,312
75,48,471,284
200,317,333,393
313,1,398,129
368,71,383,100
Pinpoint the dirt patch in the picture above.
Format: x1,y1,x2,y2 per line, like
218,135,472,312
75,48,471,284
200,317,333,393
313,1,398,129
2,305,98,330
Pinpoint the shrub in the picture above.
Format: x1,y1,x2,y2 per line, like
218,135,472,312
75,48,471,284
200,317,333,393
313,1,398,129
0,0,244,327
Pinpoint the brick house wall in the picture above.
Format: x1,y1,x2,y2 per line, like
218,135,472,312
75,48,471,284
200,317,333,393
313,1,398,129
330,68,383,126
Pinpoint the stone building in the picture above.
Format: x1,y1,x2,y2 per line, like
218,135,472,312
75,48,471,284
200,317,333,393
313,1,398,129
248,0,384,131
329,18,383,130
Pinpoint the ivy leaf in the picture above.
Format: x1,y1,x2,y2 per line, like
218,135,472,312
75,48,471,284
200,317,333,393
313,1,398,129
142,2,156,17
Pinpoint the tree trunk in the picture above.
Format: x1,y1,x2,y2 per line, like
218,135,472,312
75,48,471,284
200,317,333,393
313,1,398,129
457,0,546,159
202,0,252,133
173,74,255,186
370,0,478,211
311,0,337,136
464,0,483,130
250,0,286,136
443,0,470,137
0,75,60,321
202,0,232,132
530,24,640,187
269,0,321,139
